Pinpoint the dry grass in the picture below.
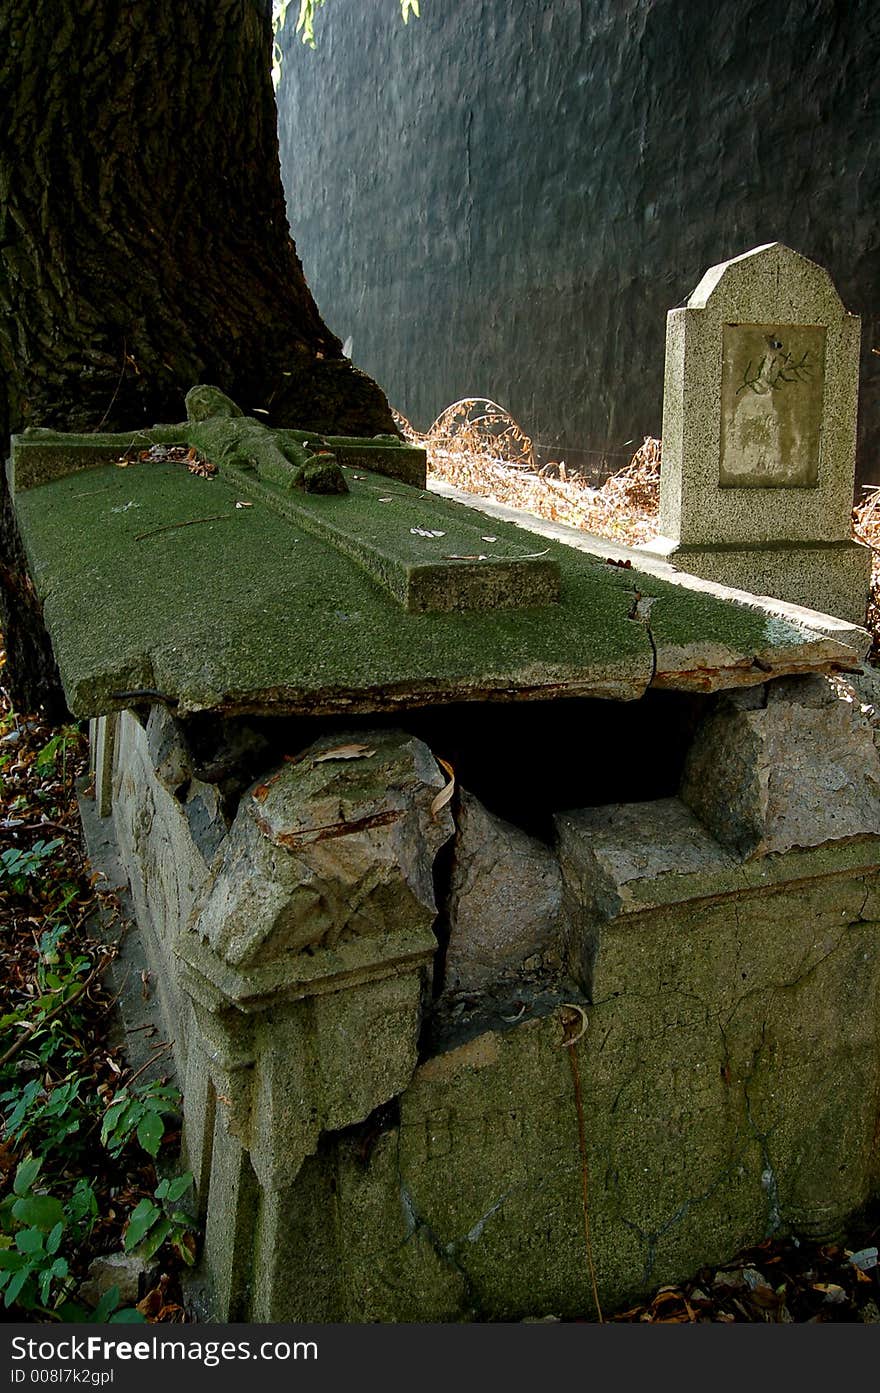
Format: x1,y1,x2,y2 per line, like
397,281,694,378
394,399,661,546
852,486,880,660
401,397,880,655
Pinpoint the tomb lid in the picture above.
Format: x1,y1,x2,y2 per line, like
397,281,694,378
8,424,863,720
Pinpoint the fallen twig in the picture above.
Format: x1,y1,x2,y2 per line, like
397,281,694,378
134,514,234,542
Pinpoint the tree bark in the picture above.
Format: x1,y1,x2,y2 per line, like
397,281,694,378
0,0,397,713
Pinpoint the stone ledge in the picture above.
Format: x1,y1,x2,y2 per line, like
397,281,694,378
557,797,880,919
175,922,438,1014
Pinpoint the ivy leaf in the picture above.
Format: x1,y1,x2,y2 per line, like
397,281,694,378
108,1308,148,1325
13,1157,41,1196
124,1200,159,1252
165,1174,193,1203
45,1221,64,1256
100,1093,130,1138
5,1268,31,1307
12,1196,65,1232
136,1111,165,1157
14,1229,44,1257
92,1286,121,1323
135,1216,172,1262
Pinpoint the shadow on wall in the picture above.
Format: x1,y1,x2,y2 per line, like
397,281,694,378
276,0,880,483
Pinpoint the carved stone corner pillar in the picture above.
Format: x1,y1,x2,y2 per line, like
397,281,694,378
173,728,452,1193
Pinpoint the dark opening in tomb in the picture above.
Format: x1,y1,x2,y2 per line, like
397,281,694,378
178,686,709,841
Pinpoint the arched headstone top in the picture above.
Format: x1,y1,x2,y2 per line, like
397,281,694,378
687,243,849,321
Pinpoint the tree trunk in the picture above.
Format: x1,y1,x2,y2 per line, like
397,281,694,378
0,0,397,713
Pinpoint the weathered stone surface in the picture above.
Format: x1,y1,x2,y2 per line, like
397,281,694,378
844,666,880,756
556,798,736,989
374,864,880,1316
250,1154,345,1322
159,728,454,1195
681,674,880,858
89,712,116,818
11,440,863,722
333,1128,472,1322
112,711,214,1059
184,778,229,862
185,390,347,496
392,1010,745,1317
146,704,191,796
236,973,426,1190
444,791,563,993
640,243,871,623
187,728,452,969
432,477,872,658
642,539,872,629
660,244,860,546
200,1119,260,1322
79,1252,151,1309
180,830,880,1317
102,694,880,1320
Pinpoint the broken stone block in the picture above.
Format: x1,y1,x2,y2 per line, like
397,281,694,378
681,674,880,858
187,728,453,968
555,797,737,992
79,1252,152,1309
444,791,562,993
185,777,229,862
146,704,191,796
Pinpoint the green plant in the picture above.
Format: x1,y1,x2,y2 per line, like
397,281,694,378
272,0,420,82
0,930,97,1131
0,1159,96,1314
101,1080,181,1159
0,838,63,892
124,1173,197,1265
0,1074,90,1158
34,728,78,779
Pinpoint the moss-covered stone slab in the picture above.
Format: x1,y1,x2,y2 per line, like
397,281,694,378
209,463,561,614
9,441,861,719
12,423,557,614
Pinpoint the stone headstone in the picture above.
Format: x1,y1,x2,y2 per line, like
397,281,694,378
640,243,870,624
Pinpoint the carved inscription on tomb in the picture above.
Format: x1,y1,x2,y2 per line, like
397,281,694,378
719,323,825,487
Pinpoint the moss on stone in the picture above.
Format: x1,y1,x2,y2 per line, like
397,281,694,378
10,450,857,719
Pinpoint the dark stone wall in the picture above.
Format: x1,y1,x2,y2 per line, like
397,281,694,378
277,0,880,483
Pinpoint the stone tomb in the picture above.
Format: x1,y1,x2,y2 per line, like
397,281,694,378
9,394,880,1321
640,244,871,624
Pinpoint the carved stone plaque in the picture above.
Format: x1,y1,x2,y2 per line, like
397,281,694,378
719,323,825,487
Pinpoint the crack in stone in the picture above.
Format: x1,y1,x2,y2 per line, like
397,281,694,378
740,1022,782,1237
621,1148,750,1287
461,1192,512,1245
255,807,404,849
393,1131,478,1310
627,589,658,685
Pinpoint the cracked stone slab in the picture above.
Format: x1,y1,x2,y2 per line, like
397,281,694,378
8,443,862,718
429,477,871,659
